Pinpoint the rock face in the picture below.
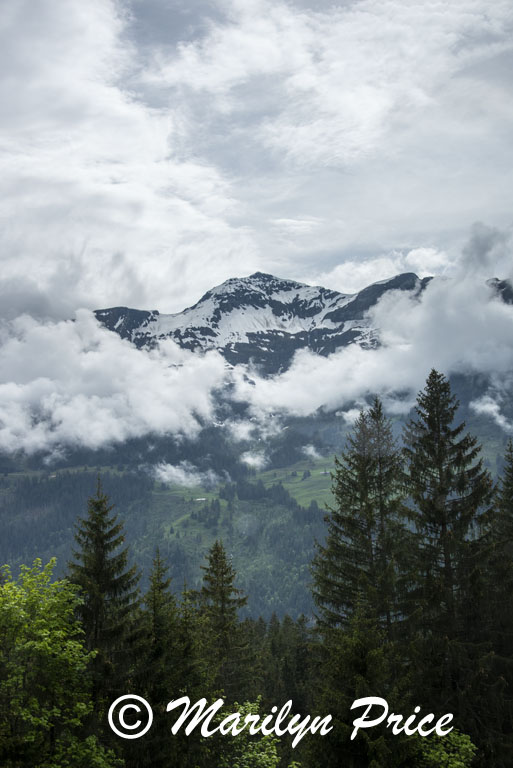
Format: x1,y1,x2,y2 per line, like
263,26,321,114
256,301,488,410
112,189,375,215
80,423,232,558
95,271,432,374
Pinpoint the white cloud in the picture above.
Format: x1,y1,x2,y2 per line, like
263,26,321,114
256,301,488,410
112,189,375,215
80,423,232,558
302,444,320,460
1,0,512,455
0,0,259,315
141,0,513,277
1,0,512,316
470,393,513,434
0,311,226,455
151,0,513,168
154,460,219,487
225,419,255,441
0,235,512,458
240,450,267,469
308,247,450,294
233,270,513,420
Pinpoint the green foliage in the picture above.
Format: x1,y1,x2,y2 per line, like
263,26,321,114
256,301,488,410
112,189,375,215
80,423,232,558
417,730,477,767
310,399,419,767
0,559,119,767
131,548,181,768
199,540,251,700
403,370,498,763
215,699,283,768
312,397,409,632
403,369,493,635
3,371,513,767
312,605,417,768
67,480,140,726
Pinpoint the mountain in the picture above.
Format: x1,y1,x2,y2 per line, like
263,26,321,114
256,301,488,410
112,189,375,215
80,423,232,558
2,271,512,619
95,271,432,374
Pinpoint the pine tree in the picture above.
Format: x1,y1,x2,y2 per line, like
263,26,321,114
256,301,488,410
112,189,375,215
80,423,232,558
367,397,411,634
403,370,492,635
166,583,216,768
402,370,493,746
199,540,248,700
311,604,418,768
132,549,181,768
490,440,513,661
311,400,413,767
477,440,513,766
68,479,140,718
312,398,408,633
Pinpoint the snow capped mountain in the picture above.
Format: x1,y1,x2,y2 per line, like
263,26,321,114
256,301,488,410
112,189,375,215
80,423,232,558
95,271,431,374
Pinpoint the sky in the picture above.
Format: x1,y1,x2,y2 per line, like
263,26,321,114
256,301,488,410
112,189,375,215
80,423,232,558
1,0,513,316
0,0,512,460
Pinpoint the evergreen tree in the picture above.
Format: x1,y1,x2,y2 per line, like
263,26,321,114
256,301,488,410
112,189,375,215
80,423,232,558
311,604,417,768
199,540,249,700
476,440,513,766
312,398,408,633
402,370,493,751
311,399,412,767
403,369,492,635
173,583,217,768
490,440,513,663
132,549,181,768
68,479,140,721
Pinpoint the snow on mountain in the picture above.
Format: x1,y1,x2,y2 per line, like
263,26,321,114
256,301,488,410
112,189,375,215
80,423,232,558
95,271,430,374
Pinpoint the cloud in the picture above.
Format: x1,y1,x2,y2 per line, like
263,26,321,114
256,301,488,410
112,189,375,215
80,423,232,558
0,277,78,322
302,444,320,460
308,247,450,294
470,393,513,434
459,222,513,279
141,0,513,280
1,1,512,455
225,419,255,441
151,0,513,166
0,311,226,456
240,450,267,469
0,0,259,316
1,0,512,313
0,231,512,458
154,460,220,487
233,266,513,421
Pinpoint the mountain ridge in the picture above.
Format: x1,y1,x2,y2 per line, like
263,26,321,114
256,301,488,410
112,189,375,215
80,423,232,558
95,271,432,374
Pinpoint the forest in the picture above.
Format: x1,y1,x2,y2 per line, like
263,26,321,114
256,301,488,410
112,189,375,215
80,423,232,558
1,369,512,767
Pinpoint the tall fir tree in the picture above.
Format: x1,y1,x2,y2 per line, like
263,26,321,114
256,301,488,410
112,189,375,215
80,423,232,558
311,399,413,767
312,397,408,633
403,369,492,635
311,604,418,768
131,548,181,768
490,440,513,662
68,479,140,722
477,439,513,766
402,369,494,756
199,539,249,700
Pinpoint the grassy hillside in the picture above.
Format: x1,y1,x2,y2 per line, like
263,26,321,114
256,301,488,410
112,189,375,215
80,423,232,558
257,457,334,507
0,465,328,618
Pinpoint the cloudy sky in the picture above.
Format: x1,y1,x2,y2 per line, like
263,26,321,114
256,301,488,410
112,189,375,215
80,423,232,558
1,0,513,457
1,0,513,317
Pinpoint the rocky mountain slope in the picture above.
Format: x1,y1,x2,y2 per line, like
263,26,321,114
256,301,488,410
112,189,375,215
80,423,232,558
95,271,431,374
